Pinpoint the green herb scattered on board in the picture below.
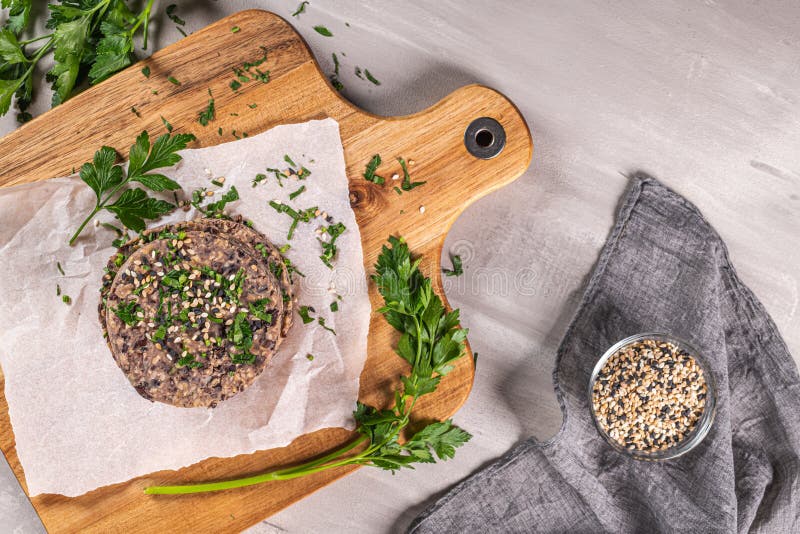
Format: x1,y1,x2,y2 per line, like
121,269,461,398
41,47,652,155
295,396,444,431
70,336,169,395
144,236,471,495
398,157,426,191
198,92,215,126
141,66,151,78
229,46,269,92
167,76,181,86
231,26,240,33
68,131,195,245
363,154,385,185
62,294,71,305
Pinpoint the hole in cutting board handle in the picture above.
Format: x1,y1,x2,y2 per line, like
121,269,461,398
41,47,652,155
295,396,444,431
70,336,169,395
464,117,506,159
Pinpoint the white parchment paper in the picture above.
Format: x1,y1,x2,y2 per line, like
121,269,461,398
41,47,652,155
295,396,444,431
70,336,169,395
0,118,371,497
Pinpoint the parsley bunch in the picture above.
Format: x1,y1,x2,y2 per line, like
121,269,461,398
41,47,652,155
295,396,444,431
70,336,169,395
69,130,195,245
144,236,471,495
0,0,156,121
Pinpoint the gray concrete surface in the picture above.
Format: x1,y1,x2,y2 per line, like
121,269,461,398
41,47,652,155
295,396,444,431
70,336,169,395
2,1,799,532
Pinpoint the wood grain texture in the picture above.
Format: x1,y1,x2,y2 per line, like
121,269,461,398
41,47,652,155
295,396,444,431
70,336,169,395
0,9,531,533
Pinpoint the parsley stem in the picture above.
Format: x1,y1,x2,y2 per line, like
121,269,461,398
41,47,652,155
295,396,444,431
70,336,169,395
19,34,54,46
131,0,156,49
69,206,101,246
144,435,370,495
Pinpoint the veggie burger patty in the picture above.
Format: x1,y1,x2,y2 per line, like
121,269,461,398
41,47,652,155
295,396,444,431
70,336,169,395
101,218,294,408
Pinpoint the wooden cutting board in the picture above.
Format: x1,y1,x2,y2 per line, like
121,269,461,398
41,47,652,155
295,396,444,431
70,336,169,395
0,9,531,533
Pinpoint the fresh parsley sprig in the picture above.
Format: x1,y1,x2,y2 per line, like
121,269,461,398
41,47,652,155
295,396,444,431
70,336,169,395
69,130,195,245
1,0,158,121
144,236,471,495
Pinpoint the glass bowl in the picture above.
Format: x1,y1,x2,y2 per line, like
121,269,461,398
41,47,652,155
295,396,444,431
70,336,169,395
588,332,716,461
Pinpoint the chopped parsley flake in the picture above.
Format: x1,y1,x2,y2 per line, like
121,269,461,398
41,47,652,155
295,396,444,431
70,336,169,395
198,93,215,126
318,316,336,335
318,221,346,268
314,25,333,37
161,115,173,132
443,254,464,277
398,157,426,191
167,76,181,86
231,26,241,33
57,262,65,276
364,69,381,86
62,295,72,305
363,154,385,185
112,301,141,325
269,202,318,239
298,305,315,324
141,66,151,78
166,4,185,26
293,1,309,17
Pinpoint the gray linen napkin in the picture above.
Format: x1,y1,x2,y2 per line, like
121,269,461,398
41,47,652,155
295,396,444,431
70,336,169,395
410,176,800,533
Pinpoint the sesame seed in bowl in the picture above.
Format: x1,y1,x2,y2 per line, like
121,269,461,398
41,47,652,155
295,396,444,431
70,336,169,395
588,333,716,461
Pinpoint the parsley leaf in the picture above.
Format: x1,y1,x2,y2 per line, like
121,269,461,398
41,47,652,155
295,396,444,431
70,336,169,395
69,131,195,245
106,188,174,233
3,0,31,36
313,25,333,37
